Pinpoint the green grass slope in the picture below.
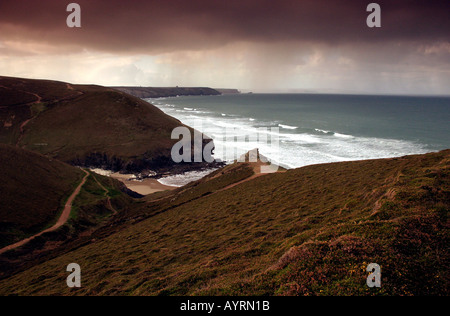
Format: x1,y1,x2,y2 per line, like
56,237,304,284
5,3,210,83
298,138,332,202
0,150,448,296
0,145,135,279
0,76,213,173
0,144,85,248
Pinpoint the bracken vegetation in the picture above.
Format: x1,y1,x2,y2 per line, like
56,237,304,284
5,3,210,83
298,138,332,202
0,150,448,296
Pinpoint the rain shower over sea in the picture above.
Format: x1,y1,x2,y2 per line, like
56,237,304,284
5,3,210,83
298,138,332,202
149,93,450,185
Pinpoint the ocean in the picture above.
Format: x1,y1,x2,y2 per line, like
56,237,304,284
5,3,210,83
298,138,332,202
150,93,450,185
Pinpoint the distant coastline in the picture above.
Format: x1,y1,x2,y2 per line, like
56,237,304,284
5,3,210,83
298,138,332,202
215,88,241,95
111,86,241,98
111,86,222,98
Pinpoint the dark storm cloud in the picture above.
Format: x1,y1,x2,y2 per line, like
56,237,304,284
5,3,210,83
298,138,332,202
0,0,448,54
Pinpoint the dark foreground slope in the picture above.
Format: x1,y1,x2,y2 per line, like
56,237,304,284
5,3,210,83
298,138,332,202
0,76,216,174
0,144,134,246
0,150,448,296
0,145,135,278
0,144,86,248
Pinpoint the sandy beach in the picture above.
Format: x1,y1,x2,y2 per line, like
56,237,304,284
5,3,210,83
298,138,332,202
109,172,176,195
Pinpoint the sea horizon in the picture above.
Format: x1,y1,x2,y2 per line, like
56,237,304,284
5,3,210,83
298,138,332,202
148,89,450,98
150,93,450,163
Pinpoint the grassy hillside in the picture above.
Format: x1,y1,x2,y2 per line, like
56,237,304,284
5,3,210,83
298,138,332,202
0,145,136,279
0,76,217,173
0,77,79,145
0,150,448,296
0,144,85,248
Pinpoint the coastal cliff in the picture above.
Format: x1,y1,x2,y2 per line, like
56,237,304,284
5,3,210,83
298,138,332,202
0,76,221,174
111,86,221,98
215,88,241,94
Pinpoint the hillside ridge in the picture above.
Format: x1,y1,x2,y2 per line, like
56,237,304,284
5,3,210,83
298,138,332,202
0,76,220,174
0,149,448,295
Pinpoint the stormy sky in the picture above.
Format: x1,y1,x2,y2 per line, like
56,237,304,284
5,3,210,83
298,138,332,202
0,0,449,94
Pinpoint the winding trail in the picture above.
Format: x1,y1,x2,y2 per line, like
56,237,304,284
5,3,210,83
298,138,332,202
13,87,82,148
15,92,42,148
216,173,265,193
91,174,118,214
0,170,90,255
16,118,32,148
147,161,283,204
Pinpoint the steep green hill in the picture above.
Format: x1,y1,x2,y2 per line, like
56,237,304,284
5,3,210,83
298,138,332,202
0,76,216,174
0,150,448,296
0,144,85,248
0,144,137,279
